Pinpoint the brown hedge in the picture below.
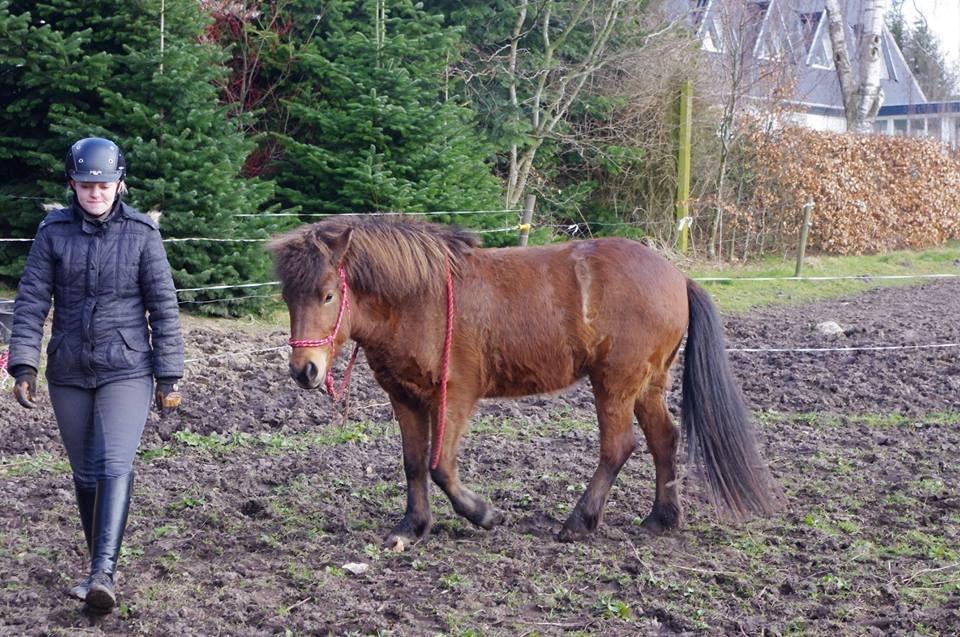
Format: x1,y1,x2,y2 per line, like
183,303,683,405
741,125,960,255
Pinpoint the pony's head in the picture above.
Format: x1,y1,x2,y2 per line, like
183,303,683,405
268,224,354,389
269,215,480,390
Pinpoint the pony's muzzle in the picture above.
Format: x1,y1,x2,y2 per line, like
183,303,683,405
290,359,324,389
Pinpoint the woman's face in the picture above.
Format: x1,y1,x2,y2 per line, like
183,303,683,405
71,180,121,217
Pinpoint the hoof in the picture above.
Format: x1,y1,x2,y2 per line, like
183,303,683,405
559,508,600,542
557,516,595,543
640,504,681,535
385,535,411,552
476,508,505,530
384,516,431,552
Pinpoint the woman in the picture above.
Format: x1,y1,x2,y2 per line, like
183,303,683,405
7,137,184,612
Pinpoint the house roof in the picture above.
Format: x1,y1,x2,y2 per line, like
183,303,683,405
661,0,928,110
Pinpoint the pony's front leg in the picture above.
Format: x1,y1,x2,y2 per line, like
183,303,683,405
430,396,504,530
384,397,433,552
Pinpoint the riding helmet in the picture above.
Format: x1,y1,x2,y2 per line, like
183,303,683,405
65,137,126,182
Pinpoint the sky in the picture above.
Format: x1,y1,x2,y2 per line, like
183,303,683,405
901,0,960,68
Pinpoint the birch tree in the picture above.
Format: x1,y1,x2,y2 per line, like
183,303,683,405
824,0,886,133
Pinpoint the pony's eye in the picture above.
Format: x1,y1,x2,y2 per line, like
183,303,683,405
323,292,335,304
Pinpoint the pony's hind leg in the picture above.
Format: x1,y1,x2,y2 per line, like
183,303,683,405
384,397,434,551
430,397,504,531
559,391,636,542
635,387,682,534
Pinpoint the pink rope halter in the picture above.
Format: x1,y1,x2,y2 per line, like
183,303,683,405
288,266,350,349
288,266,359,401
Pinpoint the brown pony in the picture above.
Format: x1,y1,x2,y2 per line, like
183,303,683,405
269,216,779,550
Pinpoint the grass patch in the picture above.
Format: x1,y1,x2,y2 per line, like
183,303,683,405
757,410,960,429
688,243,960,313
0,452,70,478
138,422,388,461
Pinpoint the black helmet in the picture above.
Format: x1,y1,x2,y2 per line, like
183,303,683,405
65,137,126,182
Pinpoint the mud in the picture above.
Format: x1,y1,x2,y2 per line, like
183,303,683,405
1,281,958,635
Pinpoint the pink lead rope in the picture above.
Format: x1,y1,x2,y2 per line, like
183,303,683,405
431,258,455,470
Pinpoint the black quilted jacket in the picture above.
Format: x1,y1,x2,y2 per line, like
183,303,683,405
9,201,184,388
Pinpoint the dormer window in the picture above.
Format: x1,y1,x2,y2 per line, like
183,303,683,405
849,24,897,80
691,0,711,28
795,12,821,54
756,2,788,60
807,11,834,68
882,34,898,81
701,14,724,52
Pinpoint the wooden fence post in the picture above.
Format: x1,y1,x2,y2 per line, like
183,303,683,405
675,80,693,253
794,199,814,277
518,194,535,247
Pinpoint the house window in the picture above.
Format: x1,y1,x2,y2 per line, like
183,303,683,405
756,2,787,60
691,0,711,28
807,11,834,68
893,119,908,135
794,12,821,54
928,117,942,140
881,34,898,82
701,14,724,52
850,24,896,80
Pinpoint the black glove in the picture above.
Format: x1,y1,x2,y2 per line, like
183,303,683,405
155,378,182,414
12,367,38,409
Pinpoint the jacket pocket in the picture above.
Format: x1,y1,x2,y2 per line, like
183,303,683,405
119,327,151,352
109,327,152,370
47,333,65,354
46,333,74,375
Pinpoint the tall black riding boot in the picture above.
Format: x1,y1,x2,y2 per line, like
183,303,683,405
85,472,134,613
68,479,96,600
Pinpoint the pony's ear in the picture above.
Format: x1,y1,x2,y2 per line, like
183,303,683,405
329,227,353,267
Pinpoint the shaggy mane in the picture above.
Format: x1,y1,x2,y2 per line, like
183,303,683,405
268,215,481,303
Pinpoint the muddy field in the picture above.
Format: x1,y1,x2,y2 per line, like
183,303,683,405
1,281,958,636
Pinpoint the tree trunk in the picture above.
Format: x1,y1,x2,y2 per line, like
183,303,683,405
824,0,886,133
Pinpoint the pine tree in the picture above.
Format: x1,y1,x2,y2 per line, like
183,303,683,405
902,17,958,101
0,0,282,313
886,0,907,51
259,0,504,234
0,0,102,280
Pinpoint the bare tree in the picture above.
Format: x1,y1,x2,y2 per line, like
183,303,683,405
693,0,801,258
824,0,886,132
496,0,648,209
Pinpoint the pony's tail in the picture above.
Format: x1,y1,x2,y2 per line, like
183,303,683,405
681,279,781,520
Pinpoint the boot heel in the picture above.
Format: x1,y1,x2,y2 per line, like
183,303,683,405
85,572,116,612
68,575,92,601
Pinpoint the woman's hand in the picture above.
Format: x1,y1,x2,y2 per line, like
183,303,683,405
155,378,182,415
13,369,37,408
